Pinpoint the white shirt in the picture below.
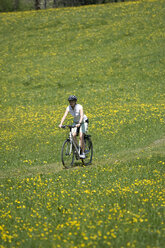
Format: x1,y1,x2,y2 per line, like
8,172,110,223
66,104,87,123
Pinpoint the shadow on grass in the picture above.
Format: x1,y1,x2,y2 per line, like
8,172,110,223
63,161,86,170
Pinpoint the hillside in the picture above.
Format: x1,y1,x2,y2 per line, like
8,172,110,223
0,0,164,247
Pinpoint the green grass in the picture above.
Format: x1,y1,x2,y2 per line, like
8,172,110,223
0,0,165,247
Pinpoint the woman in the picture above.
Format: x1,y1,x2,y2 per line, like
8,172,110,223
59,95,88,159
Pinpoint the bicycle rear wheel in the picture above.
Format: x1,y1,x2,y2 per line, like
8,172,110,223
61,140,74,168
82,136,93,166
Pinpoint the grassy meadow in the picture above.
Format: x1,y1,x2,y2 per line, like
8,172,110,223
0,0,165,247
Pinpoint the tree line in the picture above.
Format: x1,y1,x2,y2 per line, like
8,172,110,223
52,0,125,8
0,0,127,12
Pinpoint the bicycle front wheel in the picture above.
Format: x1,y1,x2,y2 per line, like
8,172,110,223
83,137,93,166
61,140,74,169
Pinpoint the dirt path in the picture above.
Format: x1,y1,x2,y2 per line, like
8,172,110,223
0,137,164,180
0,162,62,180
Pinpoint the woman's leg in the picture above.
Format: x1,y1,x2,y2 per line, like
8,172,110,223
73,132,78,147
79,132,85,154
79,122,88,158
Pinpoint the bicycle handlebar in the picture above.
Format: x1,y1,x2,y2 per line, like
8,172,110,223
61,125,76,129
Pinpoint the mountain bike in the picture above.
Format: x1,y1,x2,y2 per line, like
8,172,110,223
61,125,93,169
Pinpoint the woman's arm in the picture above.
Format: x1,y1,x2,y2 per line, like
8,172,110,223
59,109,69,127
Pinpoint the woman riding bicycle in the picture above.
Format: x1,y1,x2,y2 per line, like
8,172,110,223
59,95,88,159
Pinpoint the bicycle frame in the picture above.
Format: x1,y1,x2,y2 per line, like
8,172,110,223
63,125,81,158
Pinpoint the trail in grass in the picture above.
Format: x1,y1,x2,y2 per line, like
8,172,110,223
1,136,164,179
